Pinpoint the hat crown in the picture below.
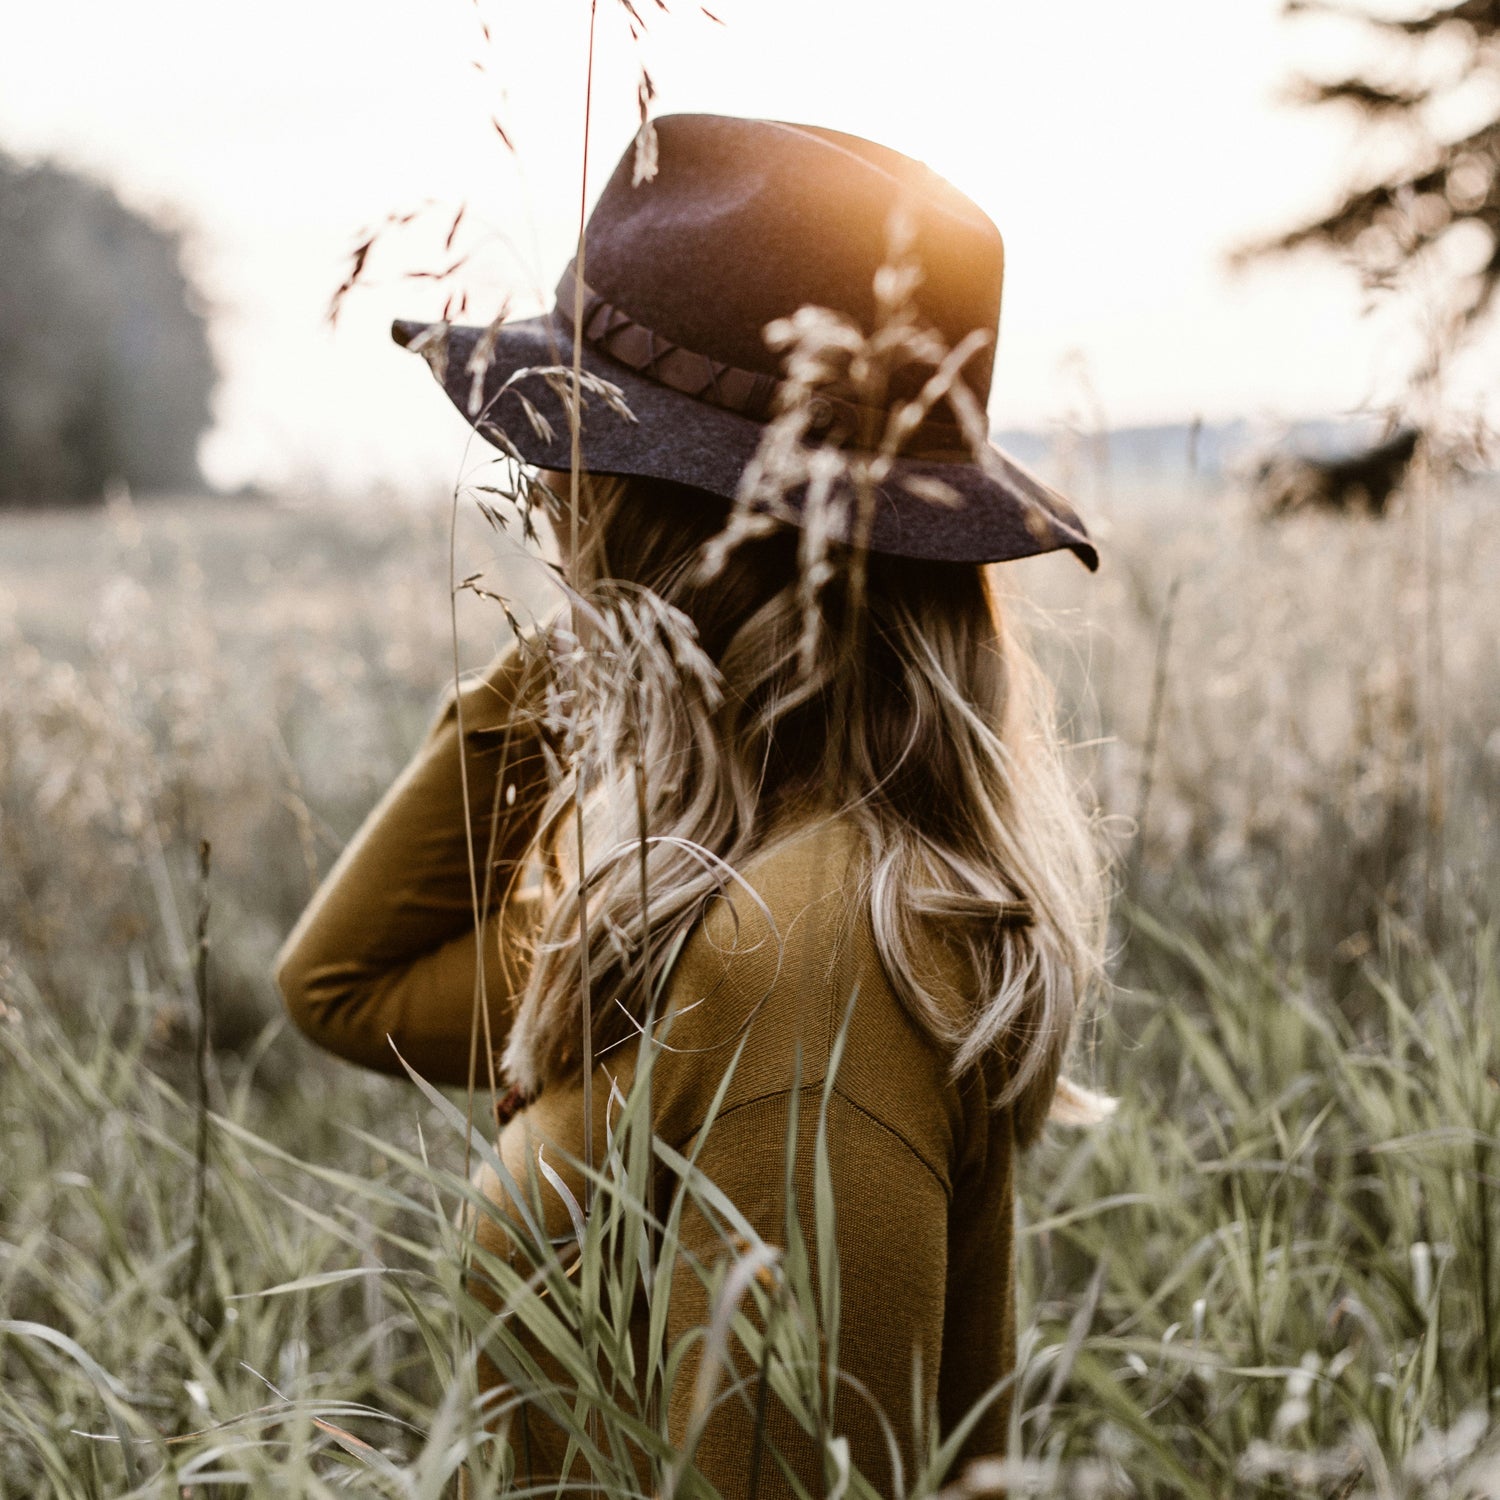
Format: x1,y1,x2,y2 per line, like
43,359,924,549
578,114,1005,406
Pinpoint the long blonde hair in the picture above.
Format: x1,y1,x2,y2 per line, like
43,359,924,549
501,472,1106,1146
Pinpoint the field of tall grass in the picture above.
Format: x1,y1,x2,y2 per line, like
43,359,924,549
3,471,1498,1496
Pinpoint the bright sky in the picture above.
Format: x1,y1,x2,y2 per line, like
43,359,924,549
0,0,1481,492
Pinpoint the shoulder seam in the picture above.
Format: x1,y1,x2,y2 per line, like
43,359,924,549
833,1085,951,1195
671,1082,952,1198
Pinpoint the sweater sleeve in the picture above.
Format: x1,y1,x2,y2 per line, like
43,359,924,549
666,1088,949,1499
273,637,554,1085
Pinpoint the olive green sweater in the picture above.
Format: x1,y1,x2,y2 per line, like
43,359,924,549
275,641,1017,1495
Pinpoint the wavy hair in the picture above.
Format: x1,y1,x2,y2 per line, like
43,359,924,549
500,471,1107,1146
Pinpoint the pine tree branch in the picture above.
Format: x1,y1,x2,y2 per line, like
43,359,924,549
1285,76,1432,113
1286,0,1499,36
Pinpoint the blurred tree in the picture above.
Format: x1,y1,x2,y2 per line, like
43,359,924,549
0,153,216,503
1240,0,1499,495
1257,1,1499,350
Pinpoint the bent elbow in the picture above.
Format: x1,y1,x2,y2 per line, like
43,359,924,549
273,934,327,1048
273,936,368,1063
272,933,410,1077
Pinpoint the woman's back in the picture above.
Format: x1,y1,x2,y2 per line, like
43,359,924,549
469,816,1017,1493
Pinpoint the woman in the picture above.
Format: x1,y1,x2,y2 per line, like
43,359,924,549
276,114,1106,1494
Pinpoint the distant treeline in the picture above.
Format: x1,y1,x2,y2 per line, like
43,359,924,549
990,416,1427,481
0,152,216,504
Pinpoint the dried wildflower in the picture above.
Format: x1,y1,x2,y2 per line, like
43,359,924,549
542,579,722,791
464,301,512,417
701,211,1020,667
632,71,658,185
405,320,452,388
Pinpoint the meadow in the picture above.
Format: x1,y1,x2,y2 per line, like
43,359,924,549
2,468,1498,1497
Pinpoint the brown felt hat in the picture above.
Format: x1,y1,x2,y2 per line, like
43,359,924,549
393,113,1096,570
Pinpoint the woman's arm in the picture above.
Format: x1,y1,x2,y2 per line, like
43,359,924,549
274,636,554,1084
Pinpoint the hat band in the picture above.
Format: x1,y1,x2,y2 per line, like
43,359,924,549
554,264,973,462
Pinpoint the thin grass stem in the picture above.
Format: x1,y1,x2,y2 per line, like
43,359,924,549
1128,572,1182,894
184,837,213,1345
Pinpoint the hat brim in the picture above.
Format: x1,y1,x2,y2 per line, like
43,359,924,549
392,313,1098,571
